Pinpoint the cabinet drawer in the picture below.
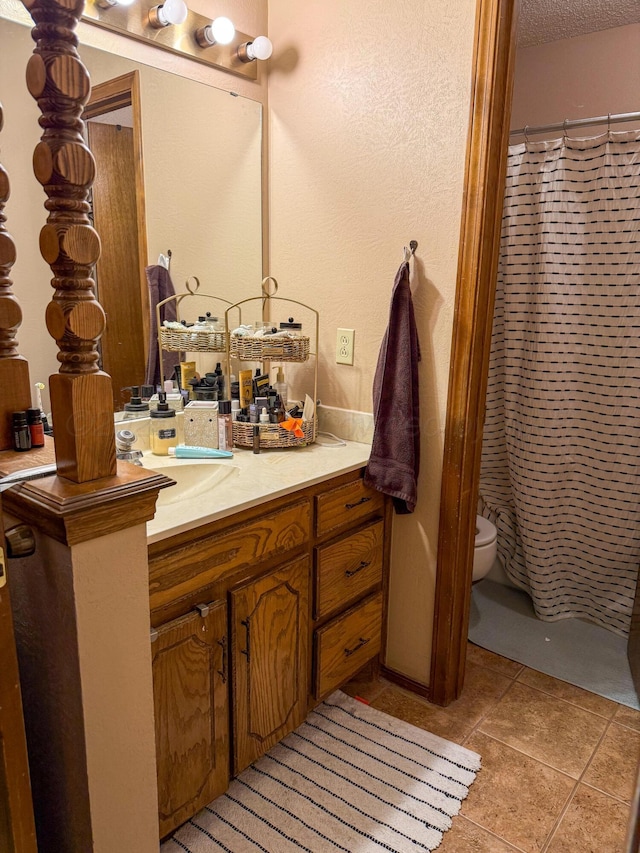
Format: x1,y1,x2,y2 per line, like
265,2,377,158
314,592,382,699
149,500,310,610
315,478,384,538
314,520,383,620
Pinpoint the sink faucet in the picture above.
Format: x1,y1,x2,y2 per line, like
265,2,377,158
115,429,143,466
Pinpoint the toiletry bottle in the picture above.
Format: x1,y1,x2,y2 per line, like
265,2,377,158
217,400,233,451
214,363,225,399
150,392,178,455
12,411,31,452
259,407,270,425
26,407,45,447
123,386,150,419
274,367,288,405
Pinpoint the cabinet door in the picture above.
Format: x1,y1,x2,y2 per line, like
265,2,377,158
152,600,229,839
231,556,310,774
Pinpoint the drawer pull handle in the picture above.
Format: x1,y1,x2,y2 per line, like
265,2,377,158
345,497,371,510
217,636,228,684
344,636,371,658
240,618,251,663
345,560,370,578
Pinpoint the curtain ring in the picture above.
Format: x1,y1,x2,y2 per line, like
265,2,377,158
562,118,569,142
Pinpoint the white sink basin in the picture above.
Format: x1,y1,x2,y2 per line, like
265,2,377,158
142,459,239,506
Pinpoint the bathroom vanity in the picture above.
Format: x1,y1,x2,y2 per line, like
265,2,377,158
145,443,390,838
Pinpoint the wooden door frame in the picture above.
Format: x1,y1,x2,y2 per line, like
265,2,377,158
84,71,150,360
429,0,519,705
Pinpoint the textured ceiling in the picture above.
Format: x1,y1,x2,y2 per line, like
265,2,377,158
518,0,640,47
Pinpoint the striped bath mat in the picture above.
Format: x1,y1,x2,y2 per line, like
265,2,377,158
162,690,481,852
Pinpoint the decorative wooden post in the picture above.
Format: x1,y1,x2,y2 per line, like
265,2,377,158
23,0,116,482
0,104,33,451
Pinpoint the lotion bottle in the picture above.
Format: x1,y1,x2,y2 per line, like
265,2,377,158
150,392,178,455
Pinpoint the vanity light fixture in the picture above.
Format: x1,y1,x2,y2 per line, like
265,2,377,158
148,0,188,28
237,35,273,63
83,0,265,80
195,16,235,48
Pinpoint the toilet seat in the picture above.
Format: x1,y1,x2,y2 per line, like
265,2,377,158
475,515,497,548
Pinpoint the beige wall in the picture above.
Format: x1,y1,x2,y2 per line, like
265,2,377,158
511,23,640,132
268,0,477,683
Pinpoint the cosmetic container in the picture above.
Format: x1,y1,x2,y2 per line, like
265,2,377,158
217,400,233,451
150,392,178,455
252,424,260,454
168,446,233,459
26,407,45,447
12,411,31,451
259,407,270,424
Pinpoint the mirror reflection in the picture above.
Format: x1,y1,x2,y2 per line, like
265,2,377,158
0,14,263,412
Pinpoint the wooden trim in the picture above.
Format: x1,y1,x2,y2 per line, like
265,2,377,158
429,0,518,706
0,496,38,852
85,71,150,374
380,666,431,699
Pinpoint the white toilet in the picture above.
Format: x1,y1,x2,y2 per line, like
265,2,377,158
473,515,497,582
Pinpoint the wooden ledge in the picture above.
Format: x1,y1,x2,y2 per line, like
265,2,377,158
1,441,174,546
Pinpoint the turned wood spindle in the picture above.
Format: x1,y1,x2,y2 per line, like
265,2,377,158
0,102,33,451
23,0,116,482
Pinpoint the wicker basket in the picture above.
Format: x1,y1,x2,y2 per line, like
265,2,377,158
229,334,310,362
159,327,228,353
232,419,315,448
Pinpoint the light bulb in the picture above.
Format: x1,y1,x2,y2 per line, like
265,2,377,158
246,36,272,61
99,0,136,8
210,16,235,44
237,35,273,63
149,0,187,27
159,0,187,24
195,15,235,48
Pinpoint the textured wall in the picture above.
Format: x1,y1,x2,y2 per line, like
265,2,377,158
512,24,640,131
268,0,477,683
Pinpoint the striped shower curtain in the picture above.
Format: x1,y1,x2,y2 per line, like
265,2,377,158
479,130,640,637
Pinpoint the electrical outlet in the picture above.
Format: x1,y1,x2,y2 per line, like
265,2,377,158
336,328,355,364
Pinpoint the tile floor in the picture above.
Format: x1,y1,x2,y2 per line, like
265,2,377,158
344,642,640,853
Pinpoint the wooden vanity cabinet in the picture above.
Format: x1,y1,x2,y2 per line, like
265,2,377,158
231,555,309,773
152,600,229,840
148,467,389,838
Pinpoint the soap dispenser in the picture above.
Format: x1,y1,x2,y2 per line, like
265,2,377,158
123,386,150,419
150,391,178,455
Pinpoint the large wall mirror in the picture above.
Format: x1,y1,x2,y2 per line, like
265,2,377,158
0,8,263,412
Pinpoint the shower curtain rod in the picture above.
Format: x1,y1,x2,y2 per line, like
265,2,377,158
510,110,640,138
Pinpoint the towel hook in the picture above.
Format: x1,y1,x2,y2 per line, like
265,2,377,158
404,240,418,262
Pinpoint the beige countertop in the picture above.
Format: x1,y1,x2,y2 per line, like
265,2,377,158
143,438,372,544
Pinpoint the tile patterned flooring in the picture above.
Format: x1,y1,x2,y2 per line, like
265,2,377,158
344,642,640,852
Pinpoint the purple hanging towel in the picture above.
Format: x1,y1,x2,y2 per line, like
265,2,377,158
364,260,421,513
145,264,180,388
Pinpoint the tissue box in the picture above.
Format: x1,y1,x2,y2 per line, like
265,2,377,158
183,402,219,448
